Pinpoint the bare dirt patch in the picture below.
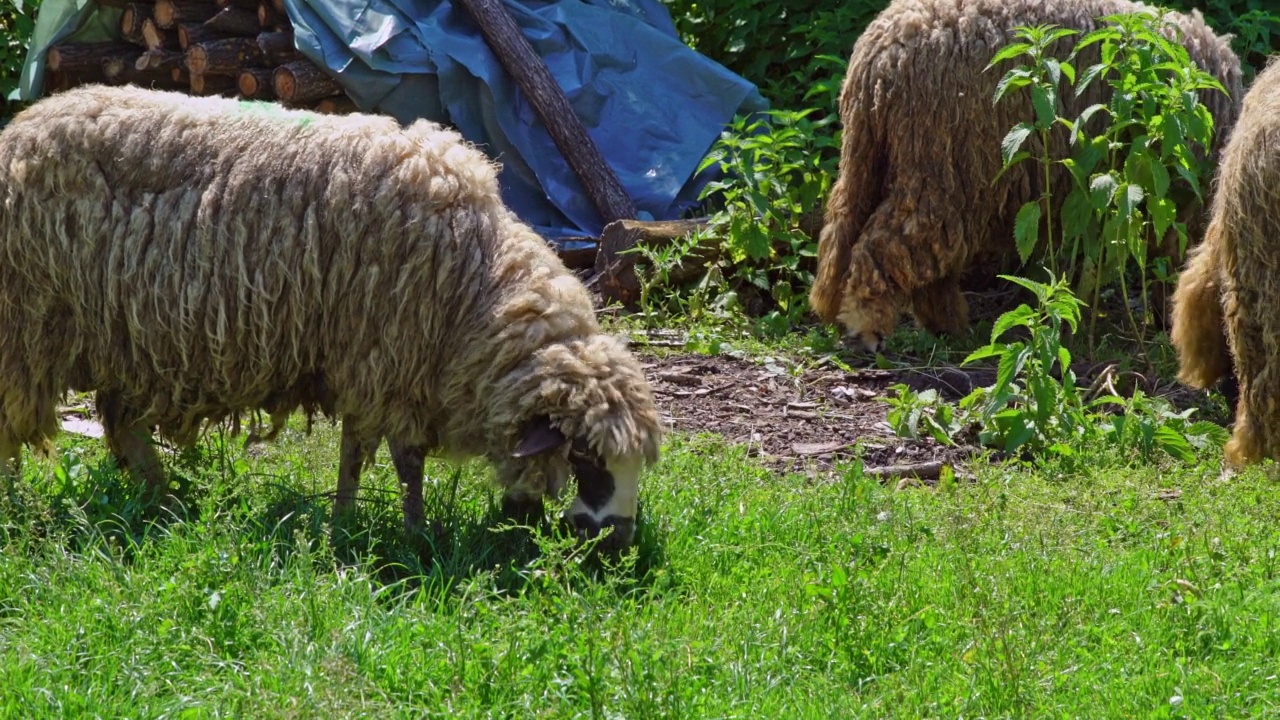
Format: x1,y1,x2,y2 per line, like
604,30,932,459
638,351,976,477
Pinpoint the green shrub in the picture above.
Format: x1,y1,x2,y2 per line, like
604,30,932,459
1,0,40,107
1162,0,1280,83
886,272,1228,465
990,12,1227,352
660,0,881,117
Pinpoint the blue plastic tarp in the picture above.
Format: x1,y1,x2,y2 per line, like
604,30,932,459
20,0,767,246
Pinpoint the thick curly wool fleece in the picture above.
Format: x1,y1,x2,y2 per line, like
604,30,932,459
0,85,661,483
1170,58,1280,468
809,0,1243,350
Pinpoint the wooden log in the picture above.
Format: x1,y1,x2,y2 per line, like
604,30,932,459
135,49,185,72
142,18,180,51
121,3,149,45
204,5,260,36
237,68,274,99
154,0,219,29
256,30,299,64
556,241,599,270
257,2,283,29
185,37,263,75
170,67,189,83
43,69,107,95
47,42,139,73
178,23,221,50
593,218,715,308
102,55,187,90
453,0,636,226
189,72,237,96
273,60,341,103
315,95,357,114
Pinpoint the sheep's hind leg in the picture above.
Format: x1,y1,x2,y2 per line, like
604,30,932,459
333,418,369,523
97,391,168,496
910,276,970,339
387,440,426,532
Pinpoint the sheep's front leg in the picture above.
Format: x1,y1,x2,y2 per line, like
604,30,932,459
387,440,426,532
0,434,20,497
333,418,370,522
97,391,167,495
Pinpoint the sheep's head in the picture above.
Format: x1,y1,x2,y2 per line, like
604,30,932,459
499,415,643,553
836,291,898,353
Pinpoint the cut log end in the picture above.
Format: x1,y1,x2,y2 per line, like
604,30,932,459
155,0,220,29
237,68,274,99
315,95,357,114
185,36,263,76
273,60,341,103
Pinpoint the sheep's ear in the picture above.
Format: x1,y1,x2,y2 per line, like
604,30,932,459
512,416,566,458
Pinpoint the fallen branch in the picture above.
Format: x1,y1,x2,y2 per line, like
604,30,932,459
454,0,636,225
862,461,951,481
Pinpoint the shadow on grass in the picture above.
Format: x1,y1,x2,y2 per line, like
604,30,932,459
0,437,669,602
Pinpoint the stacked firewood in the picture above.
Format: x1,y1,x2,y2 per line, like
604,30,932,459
43,0,358,113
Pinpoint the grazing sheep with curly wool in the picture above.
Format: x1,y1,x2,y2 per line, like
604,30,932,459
810,0,1243,351
1170,58,1280,468
0,84,662,550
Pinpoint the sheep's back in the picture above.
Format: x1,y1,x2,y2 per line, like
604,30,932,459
0,85,509,441
845,0,1240,254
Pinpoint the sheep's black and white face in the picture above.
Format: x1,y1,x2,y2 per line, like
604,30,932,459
505,416,639,552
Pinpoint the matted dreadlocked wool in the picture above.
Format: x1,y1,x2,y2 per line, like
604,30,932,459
0,84,662,549
1170,57,1280,468
809,0,1243,351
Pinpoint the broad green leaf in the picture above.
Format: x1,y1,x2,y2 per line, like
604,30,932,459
1090,174,1119,210
985,42,1033,70
991,303,1037,343
1030,84,1056,129
993,69,1033,104
1151,196,1176,240
992,152,1033,185
1154,425,1196,463
995,344,1031,401
1075,103,1108,133
1118,183,1145,219
1059,60,1076,85
1061,188,1092,241
962,344,1006,366
1014,202,1042,264
1186,421,1230,448
1001,415,1035,453
1044,58,1062,87
1076,62,1107,96
1001,123,1035,166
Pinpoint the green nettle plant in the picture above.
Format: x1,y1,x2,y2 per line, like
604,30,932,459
2,0,41,105
886,273,1227,465
695,108,840,335
988,13,1227,351
959,273,1090,458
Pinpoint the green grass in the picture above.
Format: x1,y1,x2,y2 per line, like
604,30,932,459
2,403,1279,717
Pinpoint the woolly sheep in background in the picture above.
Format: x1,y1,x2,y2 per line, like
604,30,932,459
1171,58,1280,469
0,84,662,551
809,0,1242,352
